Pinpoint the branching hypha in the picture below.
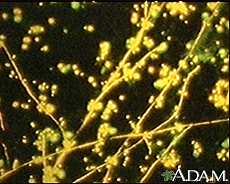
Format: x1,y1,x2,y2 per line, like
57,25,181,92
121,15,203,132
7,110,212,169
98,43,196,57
0,2,229,183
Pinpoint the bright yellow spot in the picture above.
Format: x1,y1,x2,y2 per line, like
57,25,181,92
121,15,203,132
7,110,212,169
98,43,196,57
0,35,6,41
22,36,32,44
13,8,23,15
163,12,168,17
30,121,37,129
80,72,85,77
22,136,28,144
216,25,224,33
133,72,141,81
2,13,9,20
38,2,44,7
148,66,155,75
148,95,154,104
21,44,29,51
104,61,113,69
156,140,164,147
74,69,80,76
34,36,41,42
48,17,56,26
126,114,131,120
179,14,184,20
88,76,95,83
12,101,20,108
133,4,139,11
14,15,23,23
71,2,81,10
63,28,69,34
118,95,126,101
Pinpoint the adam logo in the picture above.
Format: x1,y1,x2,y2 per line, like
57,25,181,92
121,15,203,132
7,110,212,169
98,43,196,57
162,166,229,182
162,170,175,181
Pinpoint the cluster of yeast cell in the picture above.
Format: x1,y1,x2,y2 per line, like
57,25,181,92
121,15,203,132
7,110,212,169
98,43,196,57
92,122,117,156
30,127,72,183
21,24,50,53
127,3,157,55
122,143,132,168
122,62,142,82
42,165,66,183
1,2,96,54
165,2,196,22
216,149,229,162
96,41,114,76
83,123,117,174
216,137,229,162
100,100,118,121
130,2,158,28
215,16,229,34
170,122,185,135
96,41,111,62
11,81,59,120
220,51,229,74
2,56,17,80
1,7,23,23
214,46,229,74
87,99,103,114
33,127,61,151
125,41,169,85
153,64,181,90
57,62,100,89
0,158,22,177
86,99,119,122
158,149,181,169
125,35,155,53
12,98,32,111
191,140,203,158
105,154,119,169
34,81,58,115
208,79,229,112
